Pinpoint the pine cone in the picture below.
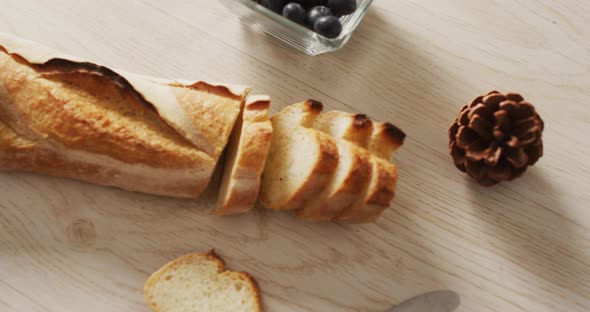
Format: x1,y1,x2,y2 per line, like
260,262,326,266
449,91,544,186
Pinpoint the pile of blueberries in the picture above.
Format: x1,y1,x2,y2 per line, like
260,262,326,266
256,0,358,38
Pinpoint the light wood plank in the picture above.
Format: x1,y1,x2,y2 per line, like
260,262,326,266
0,0,589,311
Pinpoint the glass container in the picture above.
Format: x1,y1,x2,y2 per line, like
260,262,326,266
220,0,374,55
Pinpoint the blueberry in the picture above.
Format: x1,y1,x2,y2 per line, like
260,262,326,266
314,15,342,38
261,0,288,13
296,0,327,9
328,0,357,16
282,3,306,24
306,6,333,28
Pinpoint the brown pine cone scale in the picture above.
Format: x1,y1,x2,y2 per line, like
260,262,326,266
449,91,544,186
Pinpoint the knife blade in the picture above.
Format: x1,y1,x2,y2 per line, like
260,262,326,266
385,291,460,312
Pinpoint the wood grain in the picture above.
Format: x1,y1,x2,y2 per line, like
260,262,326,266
0,0,589,311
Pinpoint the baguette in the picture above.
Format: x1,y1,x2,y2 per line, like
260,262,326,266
259,100,339,211
0,33,249,198
215,95,273,215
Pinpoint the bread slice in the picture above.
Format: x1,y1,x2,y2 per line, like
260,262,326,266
215,96,273,215
336,158,398,223
314,111,374,148
336,122,406,223
144,250,262,312
296,114,373,221
259,100,339,211
369,122,406,160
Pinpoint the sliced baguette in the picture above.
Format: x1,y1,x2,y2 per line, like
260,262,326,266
369,122,406,160
296,114,373,221
314,111,374,148
144,250,262,312
336,122,406,223
215,96,273,215
336,158,398,223
259,100,338,211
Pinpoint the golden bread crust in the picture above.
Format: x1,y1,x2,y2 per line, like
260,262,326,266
286,130,339,210
0,35,249,198
215,97,273,215
338,147,373,195
0,56,208,168
336,158,397,223
273,99,323,128
367,159,398,206
319,114,403,223
296,144,372,221
314,111,374,148
370,122,406,159
259,128,339,211
260,100,339,211
0,118,211,197
172,83,244,159
297,110,375,221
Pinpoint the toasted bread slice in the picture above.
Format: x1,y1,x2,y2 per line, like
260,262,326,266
270,99,323,129
215,96,273,215
259,100,338,211
314,111,374,148
336,122,406,223
144,250,262,312
296,114,373,221
336,158,398,223
369,122,406,159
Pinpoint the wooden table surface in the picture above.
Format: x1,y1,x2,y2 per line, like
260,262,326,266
1,1,589,311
